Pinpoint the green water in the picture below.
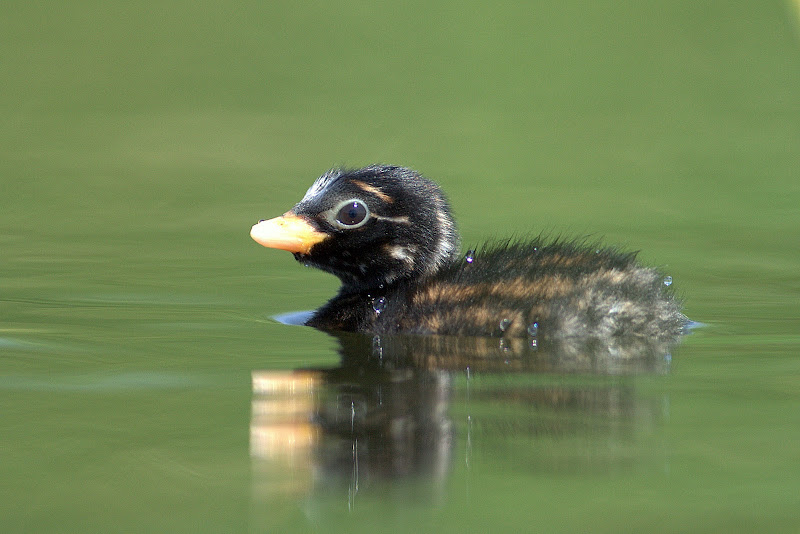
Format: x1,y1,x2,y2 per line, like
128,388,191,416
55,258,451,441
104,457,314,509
2,1,800,532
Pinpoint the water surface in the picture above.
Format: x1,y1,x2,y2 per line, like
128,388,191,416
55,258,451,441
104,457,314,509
2,1,800,532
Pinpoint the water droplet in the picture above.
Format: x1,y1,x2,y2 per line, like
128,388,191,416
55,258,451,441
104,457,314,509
372,296,387,315
465,250,475,264
498,318,511,332
663,275,673,286
527,322,539,337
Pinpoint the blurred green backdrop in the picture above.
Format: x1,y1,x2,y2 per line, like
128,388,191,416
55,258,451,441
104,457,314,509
2,1,800,532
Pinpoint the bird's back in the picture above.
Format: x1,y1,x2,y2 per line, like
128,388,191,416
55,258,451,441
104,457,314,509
389,237,685,340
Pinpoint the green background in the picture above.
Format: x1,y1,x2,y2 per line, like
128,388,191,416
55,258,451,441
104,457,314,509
2,1,799,532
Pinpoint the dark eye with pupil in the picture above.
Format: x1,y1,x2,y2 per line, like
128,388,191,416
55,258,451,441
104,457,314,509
336,201,367,226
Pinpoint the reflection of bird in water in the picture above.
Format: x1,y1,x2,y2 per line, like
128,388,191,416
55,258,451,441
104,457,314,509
249,331,667,505
251,165,686,341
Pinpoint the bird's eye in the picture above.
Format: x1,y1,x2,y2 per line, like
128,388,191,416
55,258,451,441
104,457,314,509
332,199,370,229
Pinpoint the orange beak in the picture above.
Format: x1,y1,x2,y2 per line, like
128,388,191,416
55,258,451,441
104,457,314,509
250,212,328,255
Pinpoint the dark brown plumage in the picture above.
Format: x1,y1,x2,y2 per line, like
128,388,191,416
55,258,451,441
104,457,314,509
250,165,686,341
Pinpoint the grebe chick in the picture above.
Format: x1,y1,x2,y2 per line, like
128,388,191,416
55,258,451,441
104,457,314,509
250,165,686,340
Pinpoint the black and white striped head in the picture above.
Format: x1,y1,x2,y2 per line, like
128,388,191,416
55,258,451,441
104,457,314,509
250,165,460,292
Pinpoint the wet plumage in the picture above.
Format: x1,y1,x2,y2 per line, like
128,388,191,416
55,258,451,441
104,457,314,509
250,165,686,340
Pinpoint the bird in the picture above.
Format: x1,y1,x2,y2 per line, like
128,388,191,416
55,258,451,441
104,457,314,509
250,165,686,341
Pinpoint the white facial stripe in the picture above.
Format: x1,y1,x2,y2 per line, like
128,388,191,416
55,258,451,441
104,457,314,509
384,244,416,265
429,203,459,269
372,214,411,224
301,170,339,203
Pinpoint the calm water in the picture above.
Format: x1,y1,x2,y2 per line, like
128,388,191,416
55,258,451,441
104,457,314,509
3,1,800,532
